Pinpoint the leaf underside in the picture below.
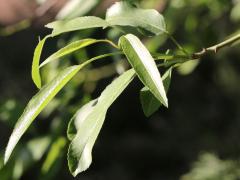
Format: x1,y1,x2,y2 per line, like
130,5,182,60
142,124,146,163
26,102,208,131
119,34,168,107
67,69,135,176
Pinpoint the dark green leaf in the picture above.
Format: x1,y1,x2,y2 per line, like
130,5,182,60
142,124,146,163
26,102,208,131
140,68,172,117
140,87,161,117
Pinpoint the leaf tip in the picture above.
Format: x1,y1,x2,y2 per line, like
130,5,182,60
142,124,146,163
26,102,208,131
3,153,9,165
163,98,168,108
31,69,42,89
3,139,13,165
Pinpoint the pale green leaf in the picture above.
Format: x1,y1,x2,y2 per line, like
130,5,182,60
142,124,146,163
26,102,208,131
39,39,119,68
33,37,118,89
46,16,109,36
40,39,118,68
67,99,98,141
32,35,50,89
4,65,82,164
140,67,172,117
177,60,199,75
56,0,99,19
40,39,96,68
68,69,135,176
106,2,166,35
119,34,168,107
5,52,120,164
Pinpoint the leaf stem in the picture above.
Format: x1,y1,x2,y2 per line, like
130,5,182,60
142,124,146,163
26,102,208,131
165,31,190,57
81,51,124,66
192,33,240,59
102,39,120,49
153,53,190,61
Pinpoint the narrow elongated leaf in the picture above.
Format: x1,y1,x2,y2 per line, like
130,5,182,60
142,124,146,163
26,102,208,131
32,36,50,89
33,37,118,89
56,0,99,19
140,68,172,117
68,69,135,176
4,65,82,164
40,39,118,68
46,16,109,36
106,2,166,35
119,34,168,107
6,52,118,164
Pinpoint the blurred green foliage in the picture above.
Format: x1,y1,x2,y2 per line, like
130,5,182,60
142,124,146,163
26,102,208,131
181,153,240,180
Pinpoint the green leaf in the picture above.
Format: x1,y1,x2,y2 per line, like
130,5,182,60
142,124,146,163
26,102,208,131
106,2,166,35
5,52,120,165
140,67,172,117
32,35,50,89
46,16,109,36
119,34,168,107
67,99,98,141
56,0,99,19
33,37,118,89
4,65,82,164
40,39,118,68
67,69,135,176
140,87,161,117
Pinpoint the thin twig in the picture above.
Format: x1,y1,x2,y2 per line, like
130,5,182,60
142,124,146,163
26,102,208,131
164,31,190,57
192,33,240,59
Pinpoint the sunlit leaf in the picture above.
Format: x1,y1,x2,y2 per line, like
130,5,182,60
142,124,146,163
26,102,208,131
4,65,82,164
40,39,118,68
32,35,50,89
68,69,135,176
33,36,118,88
106,2,166,35
140,67,172,117
67,99,97,141
46,16,109,36
119,34,168,107
5,52,123,166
